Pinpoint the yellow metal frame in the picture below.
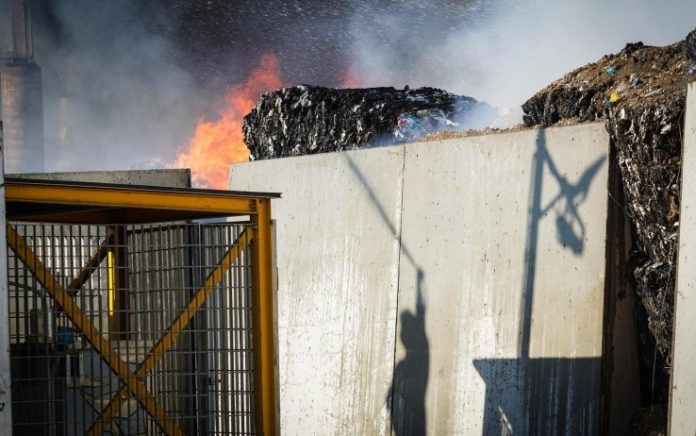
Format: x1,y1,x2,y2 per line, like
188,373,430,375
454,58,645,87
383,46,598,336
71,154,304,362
251,199,278,436
7,223,184,435
87,228,254,435
5,182,257,215
107,250,115,316
4,180,279,436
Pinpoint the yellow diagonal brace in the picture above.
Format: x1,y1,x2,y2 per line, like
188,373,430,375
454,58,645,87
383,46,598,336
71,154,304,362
5,223,184,436
87,227,254,435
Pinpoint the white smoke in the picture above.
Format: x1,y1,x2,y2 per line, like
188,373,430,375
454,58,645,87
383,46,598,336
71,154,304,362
33,1,205,172
347,0,696,111
24,0,696,172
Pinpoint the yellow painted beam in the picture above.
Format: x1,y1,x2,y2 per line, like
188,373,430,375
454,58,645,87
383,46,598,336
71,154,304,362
6,224,184,436
87,227,254,435
251,199,279,436
5,183,257,216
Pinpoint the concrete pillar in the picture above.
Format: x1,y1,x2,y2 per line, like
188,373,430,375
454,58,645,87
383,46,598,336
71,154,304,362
669,81,696,435
0,62,44,173
0,112,14,430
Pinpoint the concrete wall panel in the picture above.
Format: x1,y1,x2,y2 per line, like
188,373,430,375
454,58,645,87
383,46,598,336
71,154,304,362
669,81,696,436
12,168,191,187
229,123,610,435
230,147,405,435
395,125,609,435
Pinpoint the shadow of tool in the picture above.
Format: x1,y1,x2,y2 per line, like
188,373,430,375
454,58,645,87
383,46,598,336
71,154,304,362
543,146,606,255
475,128,606,435
342,152,430,436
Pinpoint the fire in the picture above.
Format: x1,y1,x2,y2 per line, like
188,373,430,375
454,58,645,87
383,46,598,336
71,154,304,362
175,54,282,188
338,67,364,89
337,66,391,89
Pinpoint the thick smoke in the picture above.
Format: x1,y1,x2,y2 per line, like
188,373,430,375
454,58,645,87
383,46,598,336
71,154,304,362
31,1,204,172
28,0,356,173
22,0,696,173
347,0,696,112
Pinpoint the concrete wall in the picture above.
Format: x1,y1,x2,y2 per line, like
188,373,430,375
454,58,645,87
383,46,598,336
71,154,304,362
669,81,696,436
11,168,191,187
604,154,642,436
396,126,607,435
230,123,610,435
232,147,404,435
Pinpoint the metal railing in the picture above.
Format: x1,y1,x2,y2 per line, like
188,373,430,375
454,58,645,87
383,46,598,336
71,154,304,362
7,221,257,435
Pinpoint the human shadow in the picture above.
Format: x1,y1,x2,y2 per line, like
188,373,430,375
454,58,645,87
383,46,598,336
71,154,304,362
388,270,429,436
343,153,430,435
343,128,606,435
475,128,607,435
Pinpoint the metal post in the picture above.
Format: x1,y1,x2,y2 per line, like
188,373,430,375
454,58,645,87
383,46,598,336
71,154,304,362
108,226,130,340
251,199,279,435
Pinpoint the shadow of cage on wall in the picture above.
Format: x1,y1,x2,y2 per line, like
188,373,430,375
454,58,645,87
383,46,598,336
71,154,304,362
3,178,279,436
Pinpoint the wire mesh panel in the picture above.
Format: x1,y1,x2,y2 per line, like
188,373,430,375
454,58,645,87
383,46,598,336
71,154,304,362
7,222,256,435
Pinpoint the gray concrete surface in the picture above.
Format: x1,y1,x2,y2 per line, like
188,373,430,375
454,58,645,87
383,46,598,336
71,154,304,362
229,124,611,435
231,147,405,435
605,160,642,436
396,125,608,435
0,107,14,429
669,81,696,436
11,168,191,187
1,63,44,173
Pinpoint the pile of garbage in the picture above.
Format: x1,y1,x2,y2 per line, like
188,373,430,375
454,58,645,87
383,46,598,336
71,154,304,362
523,27,696,401
243,85,496,159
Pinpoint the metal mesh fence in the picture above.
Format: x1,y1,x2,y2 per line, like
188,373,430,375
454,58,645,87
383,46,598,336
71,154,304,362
7,221,255,435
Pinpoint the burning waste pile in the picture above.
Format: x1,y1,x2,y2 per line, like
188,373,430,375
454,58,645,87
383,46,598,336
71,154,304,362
243,85,496,159
523,27,696,405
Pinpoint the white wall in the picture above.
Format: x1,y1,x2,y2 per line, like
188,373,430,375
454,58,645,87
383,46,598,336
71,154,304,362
232,147,405,435
230,123,610,435
669,81,696,436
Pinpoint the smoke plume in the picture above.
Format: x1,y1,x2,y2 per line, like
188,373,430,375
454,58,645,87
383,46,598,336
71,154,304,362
347,0,696,110
21,0,696,177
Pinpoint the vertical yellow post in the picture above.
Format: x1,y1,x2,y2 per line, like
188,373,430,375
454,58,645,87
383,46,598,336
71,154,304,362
107,250,115,316
108,226,129,340
251,199,278,435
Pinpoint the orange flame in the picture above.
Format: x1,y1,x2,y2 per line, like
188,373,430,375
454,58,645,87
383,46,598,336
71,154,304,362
338,67,392,89
175,54,282,188
337,67,364,89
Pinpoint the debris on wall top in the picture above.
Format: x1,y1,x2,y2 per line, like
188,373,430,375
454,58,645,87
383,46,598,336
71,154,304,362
243,85,496,160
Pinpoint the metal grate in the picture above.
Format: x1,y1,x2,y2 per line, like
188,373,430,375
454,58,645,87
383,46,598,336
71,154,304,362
7,221,256,435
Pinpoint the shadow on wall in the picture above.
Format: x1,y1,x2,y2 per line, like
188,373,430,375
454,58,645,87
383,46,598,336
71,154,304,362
475,129,606,435
342,153,430,436
388,270,429,436
473,357,602,435
344,128,606,435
